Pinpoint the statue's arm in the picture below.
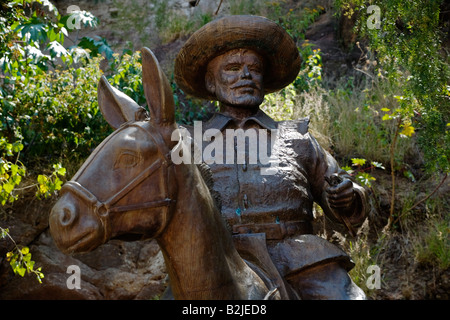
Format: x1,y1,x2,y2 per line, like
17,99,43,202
305,134,369,228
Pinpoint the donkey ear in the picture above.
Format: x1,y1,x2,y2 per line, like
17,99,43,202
141,47,175,126
98,76,148,130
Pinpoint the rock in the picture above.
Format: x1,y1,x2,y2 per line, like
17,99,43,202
304,10,362,82
0,197,167,300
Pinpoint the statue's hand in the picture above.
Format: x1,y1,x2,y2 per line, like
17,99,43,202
325,177,356,216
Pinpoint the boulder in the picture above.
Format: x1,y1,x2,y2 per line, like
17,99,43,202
0,197,167,300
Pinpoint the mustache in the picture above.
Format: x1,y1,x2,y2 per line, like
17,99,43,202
230,81,258,90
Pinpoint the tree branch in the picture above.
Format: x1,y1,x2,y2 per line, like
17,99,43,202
392,173,448,226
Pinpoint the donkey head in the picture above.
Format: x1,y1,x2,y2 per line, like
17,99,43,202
49,48,180,253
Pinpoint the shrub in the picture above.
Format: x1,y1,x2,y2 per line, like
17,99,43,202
334,0,449,174
0,0,110,282
3,55,110,164
0,0,113,165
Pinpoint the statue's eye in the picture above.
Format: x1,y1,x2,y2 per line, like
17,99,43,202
114,151,141,169
249,64,262,73
226,64,241,72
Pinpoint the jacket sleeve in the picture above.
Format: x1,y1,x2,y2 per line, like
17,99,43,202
288,118,369,227
313,140,369,227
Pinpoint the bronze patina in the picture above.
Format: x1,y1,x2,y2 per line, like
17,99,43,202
50,15,370,300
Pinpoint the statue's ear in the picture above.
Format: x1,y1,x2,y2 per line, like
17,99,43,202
141,47,175,126
97,76,148,130
205,70,216,95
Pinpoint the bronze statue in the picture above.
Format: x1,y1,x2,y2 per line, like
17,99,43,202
50,47,280,299
174,15,369,299
49,15,369,300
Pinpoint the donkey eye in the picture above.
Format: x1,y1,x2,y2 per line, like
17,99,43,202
114,151,141,169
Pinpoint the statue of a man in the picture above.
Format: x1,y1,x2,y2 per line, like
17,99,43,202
174,15,369,299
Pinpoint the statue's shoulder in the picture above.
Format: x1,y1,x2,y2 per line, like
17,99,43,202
277,116,310,135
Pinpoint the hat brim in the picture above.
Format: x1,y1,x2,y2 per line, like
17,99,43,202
174,15,301,100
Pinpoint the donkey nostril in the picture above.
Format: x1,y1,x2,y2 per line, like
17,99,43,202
60,206,77,226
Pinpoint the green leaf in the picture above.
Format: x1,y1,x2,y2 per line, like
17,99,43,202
10,164,19,176
17,266,26,277
47,41,68,58
24,45,50,63
400,123,415,137
26,259,35,269
47,27,58,42
351,158,367,167
37,175,48,185
16,18,48,42
342,166,354,174
12,142,23,153
54,177,63,191
356,172,376,187
70,10,98,29
93,37,114,60
53,163,66,176
77,37,99,56
5,251,13,260
38,183,49,196
5,143,13,155
3,182,14,194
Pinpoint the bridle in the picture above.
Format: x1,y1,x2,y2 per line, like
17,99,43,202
60,121,177,242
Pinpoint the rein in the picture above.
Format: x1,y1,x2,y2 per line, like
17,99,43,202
60,121,176,242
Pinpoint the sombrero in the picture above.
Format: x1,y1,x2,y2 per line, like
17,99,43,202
174,15,301,100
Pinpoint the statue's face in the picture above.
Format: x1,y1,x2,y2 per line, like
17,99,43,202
206,49,264,108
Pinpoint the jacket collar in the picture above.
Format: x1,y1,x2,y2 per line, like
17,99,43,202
203,109,278,132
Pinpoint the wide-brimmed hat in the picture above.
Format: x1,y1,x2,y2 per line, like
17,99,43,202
174,15,301,100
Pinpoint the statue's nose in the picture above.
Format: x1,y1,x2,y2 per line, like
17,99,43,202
50,201,78,228
241,65,251,79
